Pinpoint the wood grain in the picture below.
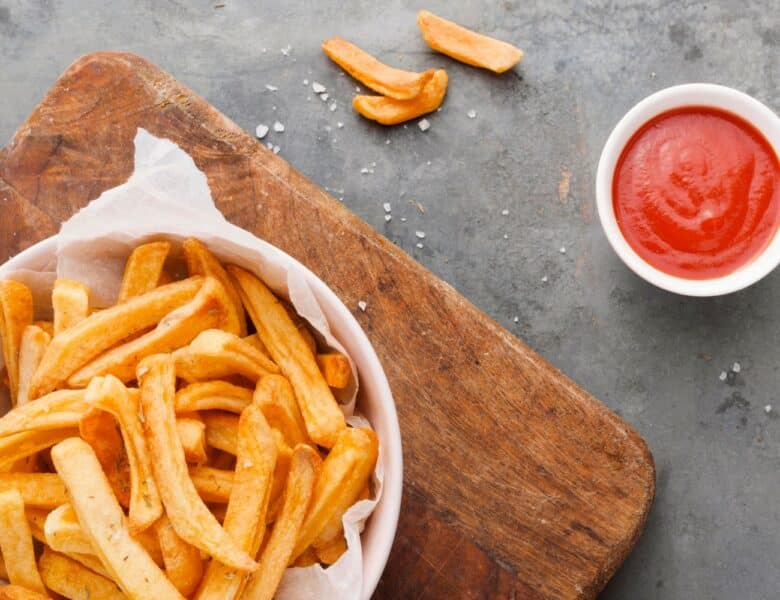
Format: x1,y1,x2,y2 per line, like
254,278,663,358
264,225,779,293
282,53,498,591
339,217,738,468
0,52,654,599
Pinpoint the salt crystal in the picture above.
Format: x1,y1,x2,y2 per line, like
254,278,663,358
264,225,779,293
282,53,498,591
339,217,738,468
560,246,566,254
371,161,376,167
272,105,277,111
329,103,337,112
266,142,273,149
415,231,425,239
426,160,431,165
503,234,509,240
321,94,329,102
312,82,326,94
324,125,332,132
383,202,392,213
418,118,431,132
265,84,278,92
273,121,285,133
355,86,361,92
513,316,519,323
467,109,477,119
303,79,309,85
541,276,548,283
255,124,269,139
401,217,407,222
357,300,367,312
280,45,292,56
337,122,344,128
272,146,280,154
765,404,773,414
501,209,509,216
385,139,391,145
384,215,392,222
732,362,741,373
719,371,727,381
416,243,424,249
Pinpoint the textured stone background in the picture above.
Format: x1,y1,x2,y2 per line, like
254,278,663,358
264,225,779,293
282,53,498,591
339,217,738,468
1,1,778,598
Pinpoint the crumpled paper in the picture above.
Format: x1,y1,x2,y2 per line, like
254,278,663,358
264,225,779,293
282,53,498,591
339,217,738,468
0,129,383,600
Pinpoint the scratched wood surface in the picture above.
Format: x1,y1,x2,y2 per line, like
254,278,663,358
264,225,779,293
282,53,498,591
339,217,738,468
0,52,654,599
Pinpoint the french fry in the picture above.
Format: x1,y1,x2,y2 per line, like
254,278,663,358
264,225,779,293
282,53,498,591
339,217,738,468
0,473,67,508
29,276,204,399
243,445,320,600
266,431,293,524
87,377,162,533
79,408,131,507
196,403,277,599
154,514,204,597
173,329,279,383
0,489,46,593
175,381,252,414
202,411,238,455
0,280,34,405
33,321,54,337
0,585,48,600
417,10,524,73
63,551,113,579
242,333,270,356
117,241,171,303
51,437,184,599
322,37,435,100
316,353,352,389
52,278,90,335
0,555,6,579
314,533,347,565
16,326,50,406
138,354,257,572
25,508,48,543
44,502,93,554
353,68,448,125
0,428,77,471
177,416,208,464
292,547,318,568
39,547,125,600
69,277,233,386
254,375,312,448
0,389,87,438
228,266,346,448
182,238,246,336
292,427,378,560
188,466,233,503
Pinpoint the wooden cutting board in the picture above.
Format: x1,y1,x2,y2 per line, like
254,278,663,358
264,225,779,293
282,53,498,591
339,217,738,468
0,52,654,599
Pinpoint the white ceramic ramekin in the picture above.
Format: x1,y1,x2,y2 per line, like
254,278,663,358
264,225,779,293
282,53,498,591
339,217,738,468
596,84,780,296
0,236,402,600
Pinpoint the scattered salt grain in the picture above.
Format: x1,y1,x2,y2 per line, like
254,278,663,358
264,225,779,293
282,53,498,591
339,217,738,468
265,84,278,92
272,146,280,154
415,231,426,239
273,121,285,133
503,234,509,240
501,209,509,216
385,139,391,145
383,202,392,213
732,362,741,373
560,246,566,254
312,82,326,94
416,242,424,249
719,371,728,381
321,94,329,102
266,142,273,149
355,86,361,92
255,124,269,139
324,125,332,132
426,160,431,166
384,215,392,222
303,79,309,85
401,217,407,222
541,276,548,283
360,167,374,175
513,316,519,323
765,404,773,414
467,109,477,119
280,45,292,56
337,122,344,128
357,300,367,311
418,118,431,132
329,103,337,112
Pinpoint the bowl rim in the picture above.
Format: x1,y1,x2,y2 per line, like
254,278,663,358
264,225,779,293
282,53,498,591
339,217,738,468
595,83,780,297
1,235,403,600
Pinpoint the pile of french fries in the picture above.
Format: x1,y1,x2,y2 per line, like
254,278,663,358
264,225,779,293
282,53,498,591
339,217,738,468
322,10,524,125
0,239,378,599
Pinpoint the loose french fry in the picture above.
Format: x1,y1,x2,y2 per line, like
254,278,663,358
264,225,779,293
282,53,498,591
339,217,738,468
314,534,347,565
316,353,352,389
0,585,48,600
16,326,50,406
51,437,184,599
69,277,233,386
188,466,233,503
202,411,238,455
0,489,46,593
292,427,378,560
29,276,204,399
177,416,208,464
45,502,93,554
182,238,246,336
154,514,204,597
254,375,312,448
39,547,125,600
0,473,67,508
52,278,90,335
0,389,87,438
138,354,257,572
196,403,277,599
322,37,435,100
0,280,34,405
417,10,523,73
173,329,278,383
175,381,252,414
228,266,346,448
87,377,162,533
243,445,320,600
0,428,77,471
79,408,131,507
353,68,448,125
117,241,171,303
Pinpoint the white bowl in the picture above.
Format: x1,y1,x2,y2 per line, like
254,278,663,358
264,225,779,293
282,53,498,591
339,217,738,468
0,236,403,600
596,84,780,296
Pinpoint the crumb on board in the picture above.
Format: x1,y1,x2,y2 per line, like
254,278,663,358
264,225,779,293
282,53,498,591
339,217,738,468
418,119,431,132
312,82,326,94
255,124,269,139
560,246,567,254
416,242,424,249
415,231,426,239
383,202,392,213
501,209,509,216
321,94,329,102
273,121,285,133
357,300,367,312
467,109,477,119
384,215,392,222
337,122,344,128
732,362,741,373
719,371,728,382
765,404,773,414
541,276,548,283
265,84,278,92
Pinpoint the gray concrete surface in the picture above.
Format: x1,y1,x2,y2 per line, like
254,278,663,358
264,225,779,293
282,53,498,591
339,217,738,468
1,1,778,597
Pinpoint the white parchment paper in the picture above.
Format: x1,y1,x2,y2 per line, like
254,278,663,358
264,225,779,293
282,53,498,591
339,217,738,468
0,129,383,600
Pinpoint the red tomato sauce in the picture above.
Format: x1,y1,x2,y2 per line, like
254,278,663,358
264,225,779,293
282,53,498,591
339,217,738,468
613,107,780,279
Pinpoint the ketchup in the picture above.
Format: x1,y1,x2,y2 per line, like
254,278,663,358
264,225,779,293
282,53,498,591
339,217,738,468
613,107,780,279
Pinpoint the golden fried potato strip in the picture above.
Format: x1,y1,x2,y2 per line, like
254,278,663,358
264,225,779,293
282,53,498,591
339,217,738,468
44,502,93,554
322,37,435,100
0,389,87,438
196,403,276,599
39,547,125,600
254,375,312,448
228,266,345,448
353,68,448,125
0,473,67,509
177,416,208,465
117,241,171,303
243,445,320,600
202,411,238,455
0,428,77,471
175,380,252,414
0,585,49,599
29,276,203,399
0,280,33,405
52,278,90,335
0,489,46,594
188,466,233,503
315,534,347,565
417,10,523,73
138,354,257,572
16,325,50,406
183,238,246,336
51,437,183,599
154,514,204,597
69,277,232,386
79,408,131,507
316,353,352,389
